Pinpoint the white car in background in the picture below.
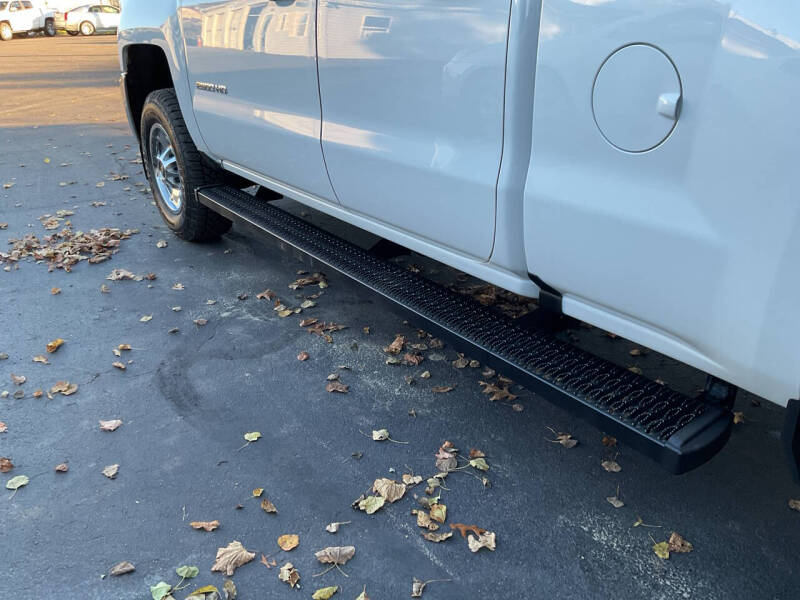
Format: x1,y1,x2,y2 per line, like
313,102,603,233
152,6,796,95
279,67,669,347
64,3,118,36
0,0,56,40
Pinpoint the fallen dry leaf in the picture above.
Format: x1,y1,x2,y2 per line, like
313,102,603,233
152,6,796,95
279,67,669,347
252,488,263,497
412,509,439,531
402,474,423,486
109,561,135,576
112,361,126,371
54,462,69,473
33,355,49,364
289,272,327,290
0,457,13,473
467,531,496,553
653,541,670,559
278,562,300,587
257,289,276,300
11,373,26,386
277,534,300,552
372,429,390,441
261,498,277,514
429,504,447,523
139,315,153,322
449,523,486,538
607,495,625,508
51,287,61,295
99,419,123,432
789,499,800,512
373,478,407,503
190,520,219,532
211,541,255,576
549,430,578,449
435,442,458,472
411,578,451,598
102,464,119,479
403,352,424,366
355,494,385,514
0,422,6,433
194,318,208,326
297,351,310,361
172,282,185,290
325,521,351,533
49,381,78,396
601,460,622,473
733,411,745,424
432,385,455,394
261,553,277,569
325,381,349,394
243,431,262,442
668,532,693,553
384,334,405,355
478,380,516,402
422,531,452,543
315,546,355,566
601,435,617,447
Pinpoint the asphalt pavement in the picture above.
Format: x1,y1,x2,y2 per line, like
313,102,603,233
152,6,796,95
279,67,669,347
0,36,798,600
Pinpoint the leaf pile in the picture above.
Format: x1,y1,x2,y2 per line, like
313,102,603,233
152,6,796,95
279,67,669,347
0,227,138,271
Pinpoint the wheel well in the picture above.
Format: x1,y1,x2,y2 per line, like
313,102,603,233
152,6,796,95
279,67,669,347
123,44,174,141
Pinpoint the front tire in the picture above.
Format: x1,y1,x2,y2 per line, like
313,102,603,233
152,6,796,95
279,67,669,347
140,88,231,242
44,19,55,37
0,22,12,41
66,30,78,36
79,20,94,35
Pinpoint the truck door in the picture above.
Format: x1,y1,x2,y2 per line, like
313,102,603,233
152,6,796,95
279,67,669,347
317,0,510,260
8,1,32,30
180,0,335,202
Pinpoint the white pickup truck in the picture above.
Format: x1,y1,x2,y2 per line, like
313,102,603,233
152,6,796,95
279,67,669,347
0,0,55,40
118,1,800,477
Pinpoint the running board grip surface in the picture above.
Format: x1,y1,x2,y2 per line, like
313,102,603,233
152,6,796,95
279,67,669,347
198,186,733,474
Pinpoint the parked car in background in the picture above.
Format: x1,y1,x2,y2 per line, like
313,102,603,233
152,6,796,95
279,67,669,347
64,3,117,36
0,0,55,40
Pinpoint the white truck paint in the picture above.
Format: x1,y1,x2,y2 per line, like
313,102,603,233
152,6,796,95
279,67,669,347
119,0,800,409
0,0,55,39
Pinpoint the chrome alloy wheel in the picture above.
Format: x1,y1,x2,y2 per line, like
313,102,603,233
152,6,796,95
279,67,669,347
148,123,183,215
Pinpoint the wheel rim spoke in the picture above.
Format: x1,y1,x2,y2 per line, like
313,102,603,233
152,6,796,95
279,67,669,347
148,123,183,215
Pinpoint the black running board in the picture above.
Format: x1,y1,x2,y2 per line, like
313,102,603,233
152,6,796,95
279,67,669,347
198,186,733,474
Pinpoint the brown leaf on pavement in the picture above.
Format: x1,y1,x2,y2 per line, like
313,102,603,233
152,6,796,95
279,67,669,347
403,352,424,366
0,422,6,433
668,532,693,553
411,509,439,531
11,373,26,385
51,287,61,295
50,380,78,396
277,534,299,552
789,499,800,512
733,412,745,424
190,520,220,532
257,289,276,300
432,385,455,393
278,562,300,587
478,380,516,402
0,457,13,473
422,531,452,543
112,361,126,370
261,498,277,514
297,351,310,361
601,435,617,447
109,561,135,576
102,464,119,479
54,462,69,472
211,541,255,576
315,546,355,566
261,553,277,569
99,419,123,432
467,531,496,553
383,334,405,355
449,523,487,538
601,460,622,473
325,381,349,394
402,473,423,486
372,478,407,503
33,355,49,364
